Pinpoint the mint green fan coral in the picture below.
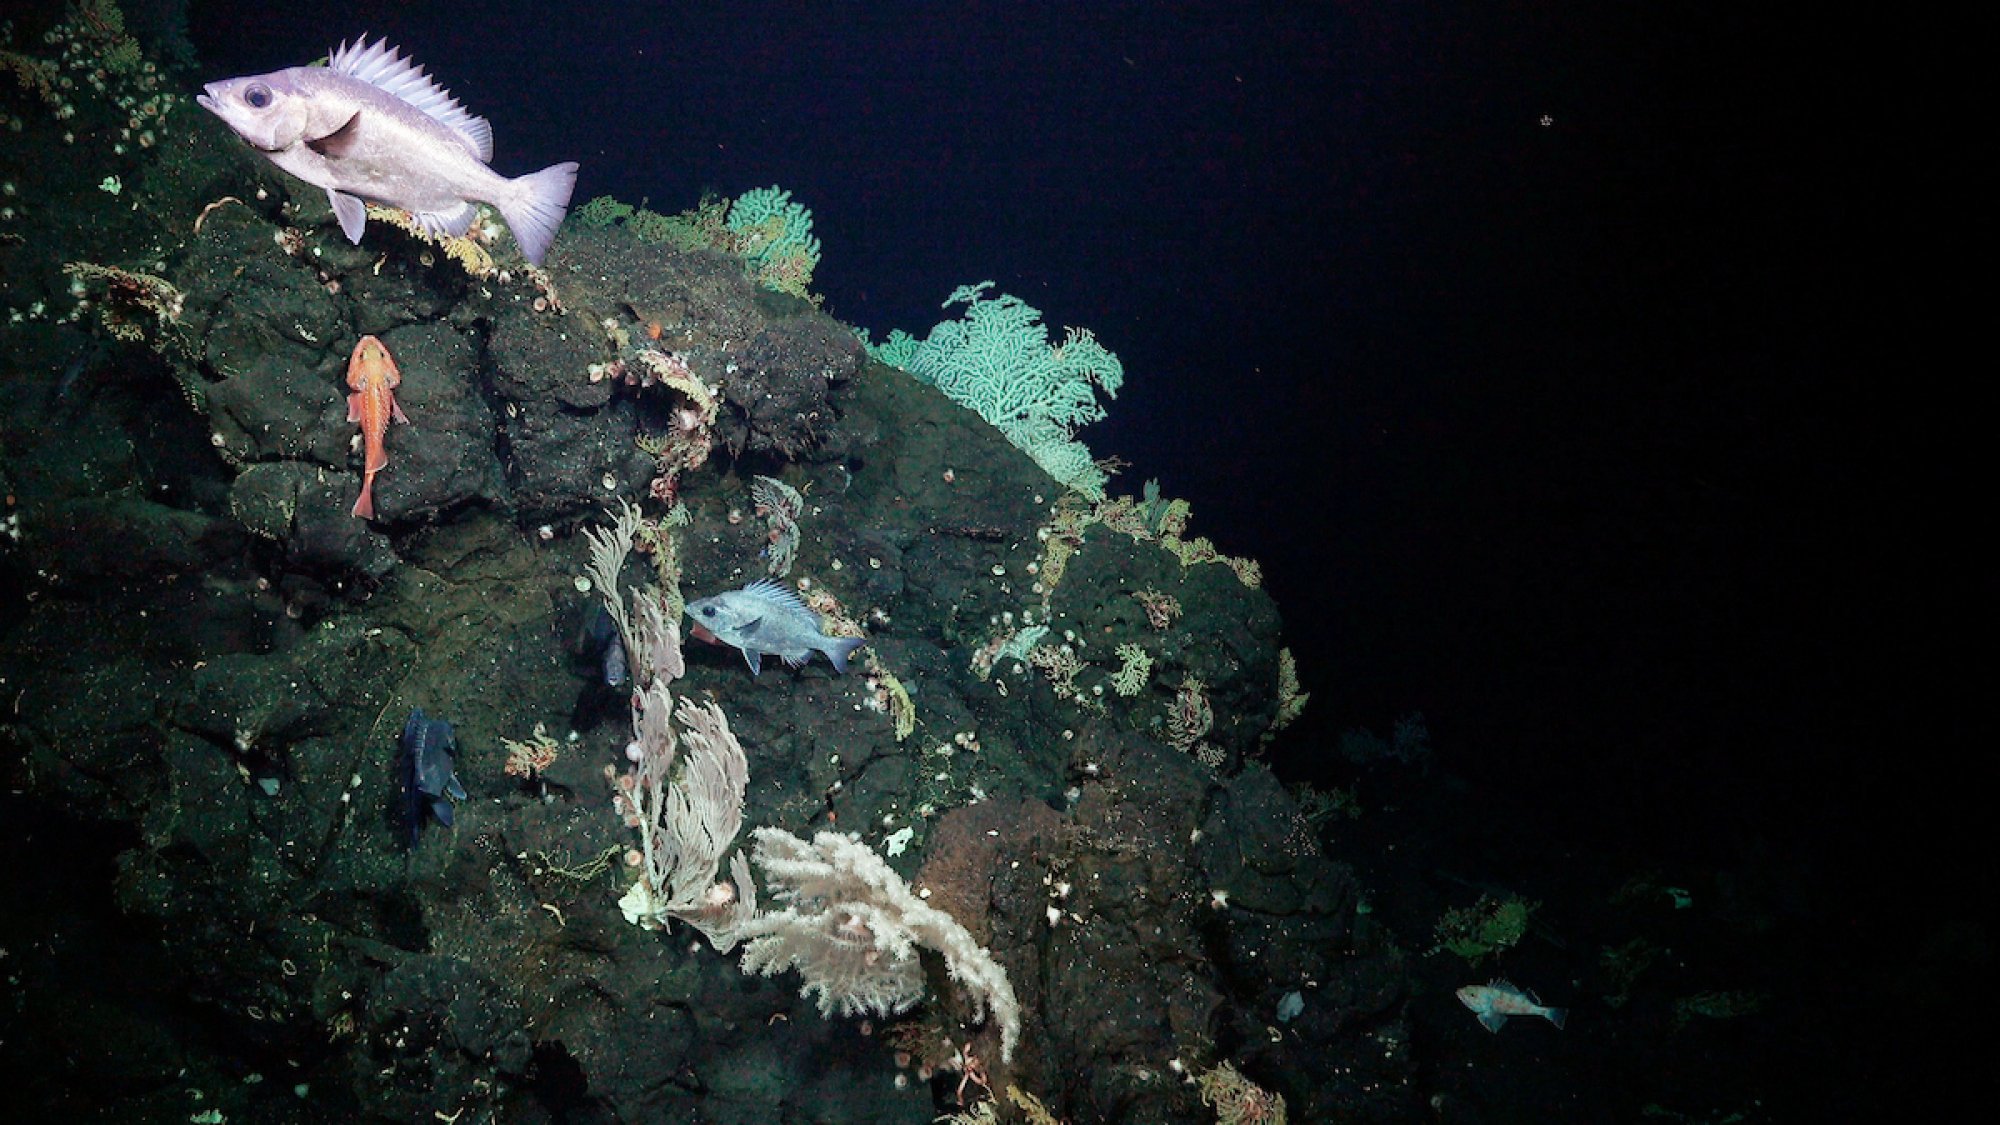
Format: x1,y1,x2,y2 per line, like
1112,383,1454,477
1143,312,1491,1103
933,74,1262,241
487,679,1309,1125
876,282,1124,498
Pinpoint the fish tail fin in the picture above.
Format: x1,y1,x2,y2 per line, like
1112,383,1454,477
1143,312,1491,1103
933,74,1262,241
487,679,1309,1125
1545,1007,1568,1030
825,635,867,675
352,477,374,519
500,161,580,266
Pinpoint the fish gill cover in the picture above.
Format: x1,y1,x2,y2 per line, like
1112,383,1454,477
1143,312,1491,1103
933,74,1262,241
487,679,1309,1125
0,6,1371,1122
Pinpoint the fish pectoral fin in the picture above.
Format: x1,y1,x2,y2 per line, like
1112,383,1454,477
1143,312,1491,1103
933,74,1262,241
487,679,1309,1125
430,798,455,828
327,189,368,245
445,775,467,801
305,111,363,158
1477,1011,1508,1033
391,398,410,424
347,391,363,424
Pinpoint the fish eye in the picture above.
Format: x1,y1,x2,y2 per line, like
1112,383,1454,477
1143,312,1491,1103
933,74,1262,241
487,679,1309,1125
244,83,273,109
701,607,716,617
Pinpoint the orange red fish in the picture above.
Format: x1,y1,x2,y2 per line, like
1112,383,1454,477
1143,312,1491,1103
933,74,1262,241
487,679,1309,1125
345,335,407,519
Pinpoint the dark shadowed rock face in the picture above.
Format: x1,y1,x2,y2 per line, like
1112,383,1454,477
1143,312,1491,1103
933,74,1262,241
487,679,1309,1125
718,314,866,461
0,60,1358,1121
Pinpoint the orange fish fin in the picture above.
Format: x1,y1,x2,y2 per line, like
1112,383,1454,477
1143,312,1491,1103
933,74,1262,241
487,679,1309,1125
347,392,364,424
391,396,410,424
352,482,374,520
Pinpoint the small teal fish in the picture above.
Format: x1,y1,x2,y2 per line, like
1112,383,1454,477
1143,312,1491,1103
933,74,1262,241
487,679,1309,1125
1457,980,1568,1033
685,579,865,676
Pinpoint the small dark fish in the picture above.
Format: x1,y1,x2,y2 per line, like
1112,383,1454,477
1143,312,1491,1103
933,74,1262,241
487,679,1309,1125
400,708,465,847
578,604,629,688
54,341,107,402
684,579,865,677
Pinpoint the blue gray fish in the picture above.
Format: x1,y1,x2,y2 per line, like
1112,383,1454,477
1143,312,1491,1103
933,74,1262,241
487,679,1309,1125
400,708,465,847
579,604,629,688
197,37,578,265
685,579,865,677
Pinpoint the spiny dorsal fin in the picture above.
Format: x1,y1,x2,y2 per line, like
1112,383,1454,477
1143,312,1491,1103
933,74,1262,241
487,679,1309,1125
740,578,816,621
329,35,494,161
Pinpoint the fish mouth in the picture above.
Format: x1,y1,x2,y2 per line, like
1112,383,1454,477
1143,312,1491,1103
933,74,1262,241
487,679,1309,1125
195,86,285,150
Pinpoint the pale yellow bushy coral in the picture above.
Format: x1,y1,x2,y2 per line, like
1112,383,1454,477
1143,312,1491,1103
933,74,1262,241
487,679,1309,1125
1197,1061,1287,1125
365,204,498,278
62,261,184,344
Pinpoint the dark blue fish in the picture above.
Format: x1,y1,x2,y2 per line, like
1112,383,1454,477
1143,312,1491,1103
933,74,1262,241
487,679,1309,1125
400,708,465,847
579,604,629,688
55,341,106,402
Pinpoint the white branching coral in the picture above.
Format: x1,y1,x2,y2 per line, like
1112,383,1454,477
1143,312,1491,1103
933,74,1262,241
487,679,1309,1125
615,684,756,949
736,828,1023,1062
582,498,647,681
595,502,753,949
583,498,687,685
582,518,1016,1052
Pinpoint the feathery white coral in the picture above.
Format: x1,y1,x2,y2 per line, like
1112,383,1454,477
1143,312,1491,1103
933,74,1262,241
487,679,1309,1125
617,689,755,948
606,554,752,950
736,828,1022,1062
